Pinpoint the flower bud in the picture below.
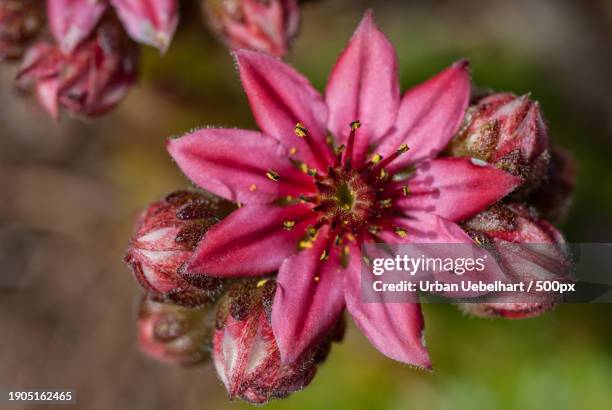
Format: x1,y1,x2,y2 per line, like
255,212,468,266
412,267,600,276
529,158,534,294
125,190,235,307
203,0,300,57
17,17,138,118
0,0,43,61
47,0,107,53
459,202,572,318
138,294,215,366
529,146,577,224
110,0,179,53
450,93,550,193
213,279,342,404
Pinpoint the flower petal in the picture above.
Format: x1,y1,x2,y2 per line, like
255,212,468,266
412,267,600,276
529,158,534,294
47,0,107,53
188,204,315,277
167,128,315,204
234,49,333,170
395,158,521,222
344,242,430,368
325,11,400,166
272,226,346,364
110,0,179,52
375,60,471,171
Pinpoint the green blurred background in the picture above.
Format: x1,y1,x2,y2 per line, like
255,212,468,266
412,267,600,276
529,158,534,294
1,1,612,409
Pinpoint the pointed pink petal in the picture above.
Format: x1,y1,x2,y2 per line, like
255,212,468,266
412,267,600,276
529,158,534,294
344,242,430,368
395,158,521,222
167,128,315,204
188,204,316,277
234,49,333,170
272,226,346,364
325,11,400,166
375,60,471,171
110,0,179,52
380,211,474,244
47,0,107,53
36,78,60,119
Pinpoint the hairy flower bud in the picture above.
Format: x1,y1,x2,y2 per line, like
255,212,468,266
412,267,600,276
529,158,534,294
203,0,300,57
0,0,43,60
450,93,550,193
125,190,236,306
529,146,577,224
110,0,179,53
17,17,138,118
213,279,342,404
459,202,572,318
138,294,215,366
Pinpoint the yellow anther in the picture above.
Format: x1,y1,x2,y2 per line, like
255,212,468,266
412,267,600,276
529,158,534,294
307,226,318,238
368,226,380,234
350,120,361,130
295,123,308,138
346,233,356,242
256,279,268,288
379,198,392,208
379,169,389,180
398,144,409,154
299,163,309,174
402,185,410,196
283,220,296,231
320,249,329,261
307,168,318,177
394,227,408,238
299,239,314,249
343,245,350,255
266,169,280,181
289,147,297,155
249,184,257,191
326,136,333,145
336,144,346,155
372,153,383,164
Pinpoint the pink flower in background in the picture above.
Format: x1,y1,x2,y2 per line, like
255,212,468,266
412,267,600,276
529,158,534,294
47,0,179,53
168,11,522,368
17,17,138,118
203,0,300,57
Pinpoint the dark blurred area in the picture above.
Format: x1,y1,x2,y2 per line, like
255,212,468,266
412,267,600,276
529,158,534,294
1,1,612,409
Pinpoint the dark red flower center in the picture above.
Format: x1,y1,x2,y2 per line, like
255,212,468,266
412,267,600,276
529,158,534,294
285,121,410,246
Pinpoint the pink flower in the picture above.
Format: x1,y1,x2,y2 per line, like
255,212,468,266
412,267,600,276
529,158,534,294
17,17,138,118
203,0,300,57
125,190,231,306
213,279,341,403
47,0,179,53
460,202,571,318
168,11,521,368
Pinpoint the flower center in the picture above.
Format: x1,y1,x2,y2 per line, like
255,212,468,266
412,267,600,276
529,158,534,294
293,121,410,239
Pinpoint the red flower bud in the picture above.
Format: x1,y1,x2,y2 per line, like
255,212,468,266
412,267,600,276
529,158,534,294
450,93,550,193
138,294,215,366
203,0,300,57
213,279,342,404
460,202,572,318
0,0,43,60
17,17,138,118
125,190,235,307
110,0,179,53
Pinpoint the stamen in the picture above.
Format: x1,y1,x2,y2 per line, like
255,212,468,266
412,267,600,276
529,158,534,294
320,249,329,261
289,147,297,156
249,184,257,191
256,279,269,288
379,198,392,208
283,220,296,231
371,144,409,173
343,120,361,167
402,185,410,196
294,123,308,138
372,153,383,164
394,227,408,238
266,169,280,181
